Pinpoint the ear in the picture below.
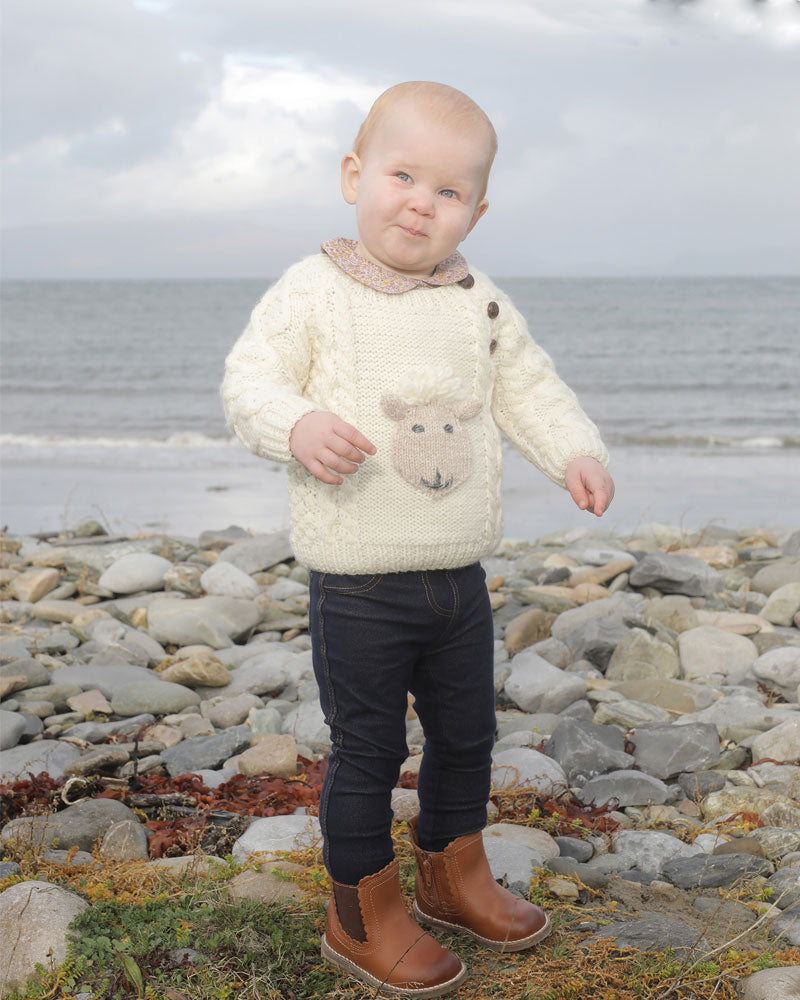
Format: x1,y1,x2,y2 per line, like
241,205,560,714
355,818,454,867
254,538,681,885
454,398,482,420
381,394,408,420
464,198,488,238
341,152,362,205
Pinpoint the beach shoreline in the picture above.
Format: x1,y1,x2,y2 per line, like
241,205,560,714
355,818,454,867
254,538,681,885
1,440,796,542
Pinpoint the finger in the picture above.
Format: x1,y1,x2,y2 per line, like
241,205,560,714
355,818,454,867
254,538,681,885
307,458,343,486
327,436,368,464
319,448,359,475
592,487,608,516
569,480,589,510
334,419,377,455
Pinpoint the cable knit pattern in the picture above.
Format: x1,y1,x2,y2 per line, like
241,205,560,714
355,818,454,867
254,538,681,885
220,252,609,573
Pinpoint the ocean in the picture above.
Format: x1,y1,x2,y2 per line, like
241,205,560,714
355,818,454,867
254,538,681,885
1,276,798,540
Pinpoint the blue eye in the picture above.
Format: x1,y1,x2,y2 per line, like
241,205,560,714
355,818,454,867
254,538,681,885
397,172,411,182
440,189,456,199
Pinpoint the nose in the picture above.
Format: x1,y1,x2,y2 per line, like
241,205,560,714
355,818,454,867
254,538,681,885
407,187,434,217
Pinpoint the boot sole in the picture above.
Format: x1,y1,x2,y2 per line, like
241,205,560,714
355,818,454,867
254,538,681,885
413,901,553,953
321,935,469,997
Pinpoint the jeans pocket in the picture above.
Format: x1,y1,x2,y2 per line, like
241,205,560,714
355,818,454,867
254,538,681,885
320,572,383,594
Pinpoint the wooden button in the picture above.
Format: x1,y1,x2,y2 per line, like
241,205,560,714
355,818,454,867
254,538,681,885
489,339,497,354
487,301,499,319
459,273,475,288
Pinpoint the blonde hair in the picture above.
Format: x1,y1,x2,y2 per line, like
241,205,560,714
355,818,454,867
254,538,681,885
353,81,497,200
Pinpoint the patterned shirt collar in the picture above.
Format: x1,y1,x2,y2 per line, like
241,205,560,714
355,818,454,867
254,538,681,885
321,237,469,294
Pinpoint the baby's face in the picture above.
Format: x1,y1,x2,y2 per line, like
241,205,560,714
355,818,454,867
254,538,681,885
341,102,489,279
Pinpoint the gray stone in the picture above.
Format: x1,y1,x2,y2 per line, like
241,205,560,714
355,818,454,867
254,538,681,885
578,770,670,808
610,829,704,873
593,699,672,728
147,595,261,648
763,583,800,627
766,866,800,909
1,797,138,852
588,913,709,958
629,553,721,597
495,710,558,740
0,738,82,781
204,693,265,729
99,819,150,860
217,530,293,574
60,713,156,742
0,881,90,998
160,724,253,777
677,770,727,800
0,710,26,750
196,648,290,700
60,537,173,576
752,718,800,765
14,683,83,711
749,828,800,861
661,852,773,889
641,595,701,633
200,561,260,599
610,677,718,714
751,646,800,702
281,699,330,749
630,722,720,779
554,836,594,862
545,857,609,889
482,823,559,859
678,626,758,686
504,651,587,714
550,593,640,668
770,905,800,946
738,966,800,1000
529,637,571,669
232,813,321,864
675,695,797,742
492,747,568,794
98,552,173,594
543,719,633,784
605,628,679,681
584,853,638,875
0,657,50,687
44,663,155,700
111,679,201,716
752,558,800,596
482,837,544,895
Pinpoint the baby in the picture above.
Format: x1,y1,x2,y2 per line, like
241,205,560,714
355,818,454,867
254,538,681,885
221,81,614,998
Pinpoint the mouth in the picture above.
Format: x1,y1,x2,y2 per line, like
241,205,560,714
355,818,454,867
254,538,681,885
399,225,427,238
420,470,454,491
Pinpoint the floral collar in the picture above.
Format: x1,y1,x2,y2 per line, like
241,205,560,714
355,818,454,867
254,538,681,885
321,237,469,295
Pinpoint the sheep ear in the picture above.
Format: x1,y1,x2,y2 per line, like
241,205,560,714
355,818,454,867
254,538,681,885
381,394,407,420
454,398,482,420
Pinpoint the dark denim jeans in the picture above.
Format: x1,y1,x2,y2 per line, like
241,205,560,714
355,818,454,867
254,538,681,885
309,562,496,886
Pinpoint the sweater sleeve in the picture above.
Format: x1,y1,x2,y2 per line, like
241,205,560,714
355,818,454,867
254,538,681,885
219,263,320,464
489,287,609,488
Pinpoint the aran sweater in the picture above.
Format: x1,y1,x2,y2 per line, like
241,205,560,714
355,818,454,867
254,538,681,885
220,250,609,574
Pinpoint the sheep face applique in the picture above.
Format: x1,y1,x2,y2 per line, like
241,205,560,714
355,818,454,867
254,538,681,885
381,368,482,498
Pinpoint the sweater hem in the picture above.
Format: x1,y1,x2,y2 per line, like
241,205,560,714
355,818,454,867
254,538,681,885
291,534,504,574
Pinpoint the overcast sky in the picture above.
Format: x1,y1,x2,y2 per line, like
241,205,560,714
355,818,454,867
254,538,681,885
2,0,799,278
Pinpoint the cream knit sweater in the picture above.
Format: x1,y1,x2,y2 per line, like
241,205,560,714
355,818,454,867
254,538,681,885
220,252,609,573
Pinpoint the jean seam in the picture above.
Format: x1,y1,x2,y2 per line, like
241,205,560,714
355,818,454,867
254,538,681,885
421,571,451,618
321,573,383,594
317,580,340,874
431,570,460,648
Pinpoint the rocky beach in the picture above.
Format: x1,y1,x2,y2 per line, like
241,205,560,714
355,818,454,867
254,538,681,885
2,518,800,999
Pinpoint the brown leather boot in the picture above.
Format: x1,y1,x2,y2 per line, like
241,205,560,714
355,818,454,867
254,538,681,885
408,816,552,953
321,857,468,997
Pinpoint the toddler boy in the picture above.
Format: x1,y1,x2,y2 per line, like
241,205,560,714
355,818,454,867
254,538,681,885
221,81,613,997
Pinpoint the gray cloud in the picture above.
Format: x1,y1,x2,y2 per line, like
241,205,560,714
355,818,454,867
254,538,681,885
2,0,798,277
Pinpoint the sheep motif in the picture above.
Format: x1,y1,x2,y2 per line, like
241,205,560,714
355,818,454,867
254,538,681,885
381,367,482,498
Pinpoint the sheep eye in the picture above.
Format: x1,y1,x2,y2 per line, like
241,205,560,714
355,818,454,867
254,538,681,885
412,424,425,433
443,424,453,433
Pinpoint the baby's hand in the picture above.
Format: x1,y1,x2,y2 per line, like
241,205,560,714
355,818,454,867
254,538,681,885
289,411,376,486
565,457,615,517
